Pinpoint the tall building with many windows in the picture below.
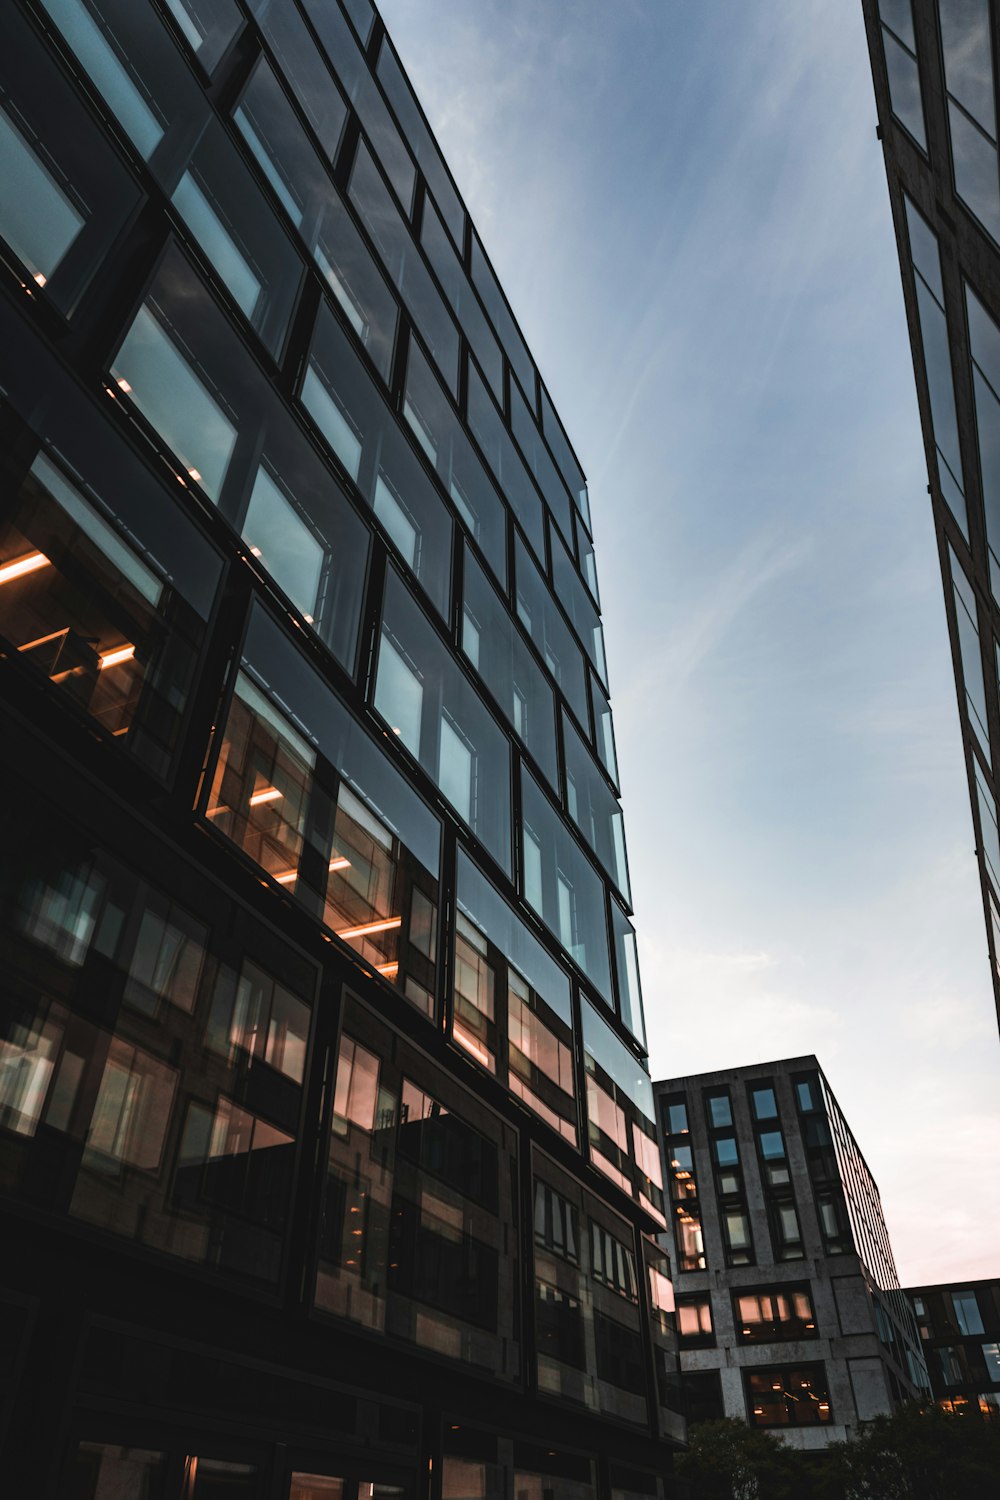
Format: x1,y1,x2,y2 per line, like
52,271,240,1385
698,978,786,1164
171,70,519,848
654,1058,928,1446
0,2,684,1495
862,0,1000,1039
907,1279,1000,1419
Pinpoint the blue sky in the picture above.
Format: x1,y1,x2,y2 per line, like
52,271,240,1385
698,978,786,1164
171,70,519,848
379,0,1000,1283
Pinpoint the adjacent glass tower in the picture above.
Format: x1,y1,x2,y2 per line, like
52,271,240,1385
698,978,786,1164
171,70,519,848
0,1,683,1496
863,0,1000,1039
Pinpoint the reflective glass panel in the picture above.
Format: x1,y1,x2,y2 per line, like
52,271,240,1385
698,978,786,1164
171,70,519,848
939,0,996,134
404,340,506,585
470,232,535,399
247,0,347,160
950,545,991,755
421,195,503,397
515,536,589,724
207,604,441,1005
462,549,558,788
510,380,573,541
375,569,512,872
948,103,1000,242
591,679,620,787
541,385,589,524
552,530,608,684
522,771,612,1000
0,7,142,314
747,1365,832,1426
302,299,449,619
563,713,630,901
468,365,545,557
882,27,927,147
378,41,464,245
349,141,458,393
162,0,242,72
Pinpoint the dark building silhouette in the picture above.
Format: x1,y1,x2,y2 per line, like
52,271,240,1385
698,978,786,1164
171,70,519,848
863,0,1000,1039
908,1280,1000,1418
654,1058,928,1446
0,2,684,1496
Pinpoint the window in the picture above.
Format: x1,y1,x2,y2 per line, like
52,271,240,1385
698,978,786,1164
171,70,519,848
541,385,590,528
878,0,926,147
983,1343,1000,1380
684,1372,724,1425
375,569,512,873
722,1208,753,1265
302,300,449,620
714,1136,739,1167
563,713,631,901
903,196,969,538
534,1180,579,1262
677,1297,714,1343
663,1098,689,1135
377,42,463,244
706,1093,732,1128
667,1142,697,1201
403,341,507,586
470,232,536,399
939,0,1000,241
591,1221,638,1301
581,1000,658,1213
349,142,458,394
0,7,141,315
73,1445,168,1498
246,0,347,160
84,1038,178,1172
751,1086,778,1120
965,282,1000,598
510,378,573,542
514,536,590,724
462,549,558,788
795,1076,819,1112
467,366,545,558
953,1290,986,1336
591,679,619,786
736,1287,817,1343
207,604,441,1011
551,530,608,685
950,545,991,755
420,195,502,397
206,959,310,1084
0,443,219,778
522,772,612,999
676,1208,706,1272
746,1364,832,1427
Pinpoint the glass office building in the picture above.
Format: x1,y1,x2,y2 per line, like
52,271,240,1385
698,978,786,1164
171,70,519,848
0,2,684,1495
908,1279,1000,1419
863,0,1000,1040
655,1058,928,1445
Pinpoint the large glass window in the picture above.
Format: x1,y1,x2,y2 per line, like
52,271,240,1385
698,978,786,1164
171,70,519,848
611,901,645,1048
421,195,503,398
0,6,141,315
233,55,393,371
206,604,441,1012
677,1297,714,1343
746,1364,832,1427
953,1289,986,1336
949,545,991,756
462,550,558,788
377,41,464,246
904,196,968,538
468,365,546,559
966,282,1000,599
317,1001,520,1379
581,1000,662,1221
939,0,1000,241
563,713,631,902
591,680,620,786
515,537,589,725
403,340,507,587
299,0,416,211
162,0,243,73
111,242,368,667
541,385,590,530
0,448,218,778
510,379,573,542
456,852,576,1141
349,141,458,394
878,0,926,147
247,0,348,160
522,771,612,999
551,531,608,685
735,1287,817,1342
375,569,512,873
302,299,448,621
470,232,536,400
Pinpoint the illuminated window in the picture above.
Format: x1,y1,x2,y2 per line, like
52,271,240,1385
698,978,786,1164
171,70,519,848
746,1364,832,1427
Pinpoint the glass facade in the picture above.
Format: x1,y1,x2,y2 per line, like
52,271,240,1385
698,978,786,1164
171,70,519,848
0,0,679,1492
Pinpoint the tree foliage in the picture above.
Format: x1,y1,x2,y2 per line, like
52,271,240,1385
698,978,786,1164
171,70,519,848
675,1405,1000,1500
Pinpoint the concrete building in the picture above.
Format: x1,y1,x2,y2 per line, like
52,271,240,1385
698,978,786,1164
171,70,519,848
0,1,684,1496
654,1058,929,1447
862,0,1000,1041
908,1279,1000,1419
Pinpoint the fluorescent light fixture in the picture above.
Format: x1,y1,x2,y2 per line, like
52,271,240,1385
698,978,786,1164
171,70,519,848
99,644,135,669
328,856,351,871
0,551,50,586
275,869,298,885
116,377,132,393
336,916,401,939
375,962,399,978
188,467,202,482
249,786,282,806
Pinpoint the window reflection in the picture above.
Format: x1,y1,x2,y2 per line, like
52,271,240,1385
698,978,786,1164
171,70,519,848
0,448,212,777
563,714,630,901
736,1287,816,1343
468,366,546,559
940,0,1000,241
522,771,612,1000
510,378,573,542
421,195,503,398
515,537,589,725
746,1364,832,1427
162,0,242,73
375,568,511,873
247,0,347,160
206,606,441,1011
73,1443,167,1499
880,6,926,148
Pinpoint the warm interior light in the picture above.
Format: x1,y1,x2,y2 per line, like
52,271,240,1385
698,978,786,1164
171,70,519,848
275,869,298,885
375,962,399,978
249,545,262,557
336,916,401,939
303,613,314,624
0,550,50,586
187,467,202,483
99,644,135,670
249,786,282,806
116,376,132,393
453,1022,492,1069
33,272,47,287
328,856,351,871
18,627,69,653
